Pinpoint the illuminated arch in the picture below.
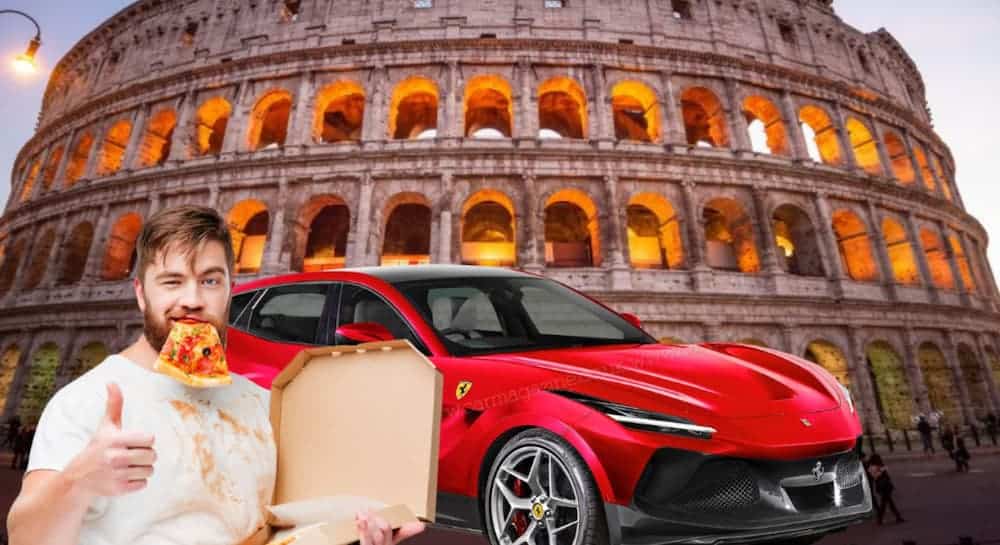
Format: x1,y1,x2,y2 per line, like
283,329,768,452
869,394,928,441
300,195,351,272
18,158,41,202
918,342,960,423
703,198,759,273
137,108,177,167
228,200,270,274
464,75,513,138
18,342,61,425
866,340,915,429
957,343,991,420
772,204,824,277
67,341,109,380
805,340,852,390
798,105,842,165
611,80,661,143
832,210,878,282
845,117,882,176
626,193,684,269
681,87,729,148
949,234,976,293
545,189,601,268
0,238,26,294
0,345,21,412
883,131,916,185
22,228,56,290
41,145,65,192
381,193,432,266
743,96,789,155
389,76,439,140
101,213,142,281
58,222,94,285
538,76,587,139
882,217,920,285
461,190,517,267
911,144,936,193
313,81,365,143
96,120,133,176
919,227,954,290
195,97,232,156
932,155,953,201
248,90,293,151
64,131,94,187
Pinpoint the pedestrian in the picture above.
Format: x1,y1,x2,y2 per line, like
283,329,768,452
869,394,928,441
954,435,971,472
940,424,956,460
986,413,998,444
3,415,20,449
917,415,934,454
6,205,425,545
867,454,904,524
862,454,880,514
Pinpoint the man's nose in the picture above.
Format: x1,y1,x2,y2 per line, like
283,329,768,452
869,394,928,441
177,279,205,309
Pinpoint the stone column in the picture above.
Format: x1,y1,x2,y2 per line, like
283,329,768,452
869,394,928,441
902,327,932,416
444,62,460,139
813,191,846,296
352,173,375,266
936,222,971,306
680,180,706,270
780,324,796,354
169,90,197,162
943,330,977,426
222,79,252,155
122,104,149,171
52,129,77,190
148,191,162,218
864,200,897,299
659,70,686,148
54,328,82,390
901,129,928,191
866,115,893,179
26,146,54,201
831,103,859,173
903,211,938,303
261,179,289,275
82,118,106,180
83,203,112,283
515,58,535,141
604,175,631,289
724,78,751,153
40,214,72,289
590,64,612,145
780,90,808,161
286,71,316,147
846,325,883,434
437,173,454,264
362,67,387,142
750,186,782,275
521,174,543,271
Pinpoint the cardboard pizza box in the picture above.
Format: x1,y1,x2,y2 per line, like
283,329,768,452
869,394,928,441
242,339,443,545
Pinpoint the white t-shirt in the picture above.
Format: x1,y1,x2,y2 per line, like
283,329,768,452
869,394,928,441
27,354,277,545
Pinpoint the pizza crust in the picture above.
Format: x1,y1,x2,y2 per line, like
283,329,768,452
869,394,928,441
154,356,232,388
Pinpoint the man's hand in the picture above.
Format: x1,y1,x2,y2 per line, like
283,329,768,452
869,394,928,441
62,383,157,498
355,509,426,545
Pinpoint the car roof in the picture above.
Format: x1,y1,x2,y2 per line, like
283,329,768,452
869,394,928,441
233,264,535,293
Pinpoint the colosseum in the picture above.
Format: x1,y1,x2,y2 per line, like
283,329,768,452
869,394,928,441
1,0,999,446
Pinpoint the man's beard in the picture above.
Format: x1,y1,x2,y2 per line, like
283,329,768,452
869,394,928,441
142,296,229,353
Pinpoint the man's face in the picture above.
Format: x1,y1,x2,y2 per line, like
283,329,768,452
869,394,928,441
135,239,233,353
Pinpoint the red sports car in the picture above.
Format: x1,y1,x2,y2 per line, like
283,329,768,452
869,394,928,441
226,265,872,545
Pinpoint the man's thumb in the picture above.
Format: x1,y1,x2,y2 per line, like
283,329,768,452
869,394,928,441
103,382,123,428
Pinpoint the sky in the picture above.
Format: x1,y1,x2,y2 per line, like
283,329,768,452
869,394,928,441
1,1,998,285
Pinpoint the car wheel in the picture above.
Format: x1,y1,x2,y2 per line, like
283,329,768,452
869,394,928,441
483,428,609,545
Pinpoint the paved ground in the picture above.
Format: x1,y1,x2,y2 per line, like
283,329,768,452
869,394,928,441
2,448,998,545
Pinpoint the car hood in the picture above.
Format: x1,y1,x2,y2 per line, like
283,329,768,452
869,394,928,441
469,341,843,419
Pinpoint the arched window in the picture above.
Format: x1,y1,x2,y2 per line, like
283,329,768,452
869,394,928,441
611,80,661,143
703,198,759,273
681,87,729,148
742,96,788,155
248,91,293,151
389,77,439,140
464,75,513,138
314,81,365,143
195,97,232,156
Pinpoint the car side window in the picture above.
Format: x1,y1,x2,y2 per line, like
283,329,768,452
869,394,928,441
229,291,257,329
248,283,329,344
336,284,423,350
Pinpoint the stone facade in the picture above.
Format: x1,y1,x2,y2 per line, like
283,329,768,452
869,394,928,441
2,0,999,440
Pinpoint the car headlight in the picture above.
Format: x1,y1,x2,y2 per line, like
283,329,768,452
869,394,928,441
550,390,716,440
839,383,855,414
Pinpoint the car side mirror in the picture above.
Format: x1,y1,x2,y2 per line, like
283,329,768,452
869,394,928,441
620,312,642,330
334,322,395,345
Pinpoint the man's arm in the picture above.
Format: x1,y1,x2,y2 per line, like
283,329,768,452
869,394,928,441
6,383,155,545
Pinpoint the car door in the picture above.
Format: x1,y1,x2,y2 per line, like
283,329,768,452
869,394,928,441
226,282,337,388
330,282,430,355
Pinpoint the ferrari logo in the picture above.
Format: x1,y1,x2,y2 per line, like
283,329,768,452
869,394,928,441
456,381,473,400
812,461,824,481
532,502,546,520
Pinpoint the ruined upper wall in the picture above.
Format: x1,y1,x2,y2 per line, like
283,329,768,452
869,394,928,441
37,0,928,129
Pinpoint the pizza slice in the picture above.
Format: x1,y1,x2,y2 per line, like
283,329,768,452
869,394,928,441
154,318,232,388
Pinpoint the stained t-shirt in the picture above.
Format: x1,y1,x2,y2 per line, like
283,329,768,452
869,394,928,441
26,354,277,545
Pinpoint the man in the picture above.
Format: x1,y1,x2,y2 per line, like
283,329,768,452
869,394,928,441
916,414,934,455
7,205,424,545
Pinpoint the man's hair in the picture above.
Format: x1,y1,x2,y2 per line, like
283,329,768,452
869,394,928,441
135,205,236,283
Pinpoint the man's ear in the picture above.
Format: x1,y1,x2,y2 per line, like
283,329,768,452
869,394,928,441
134,277,146,313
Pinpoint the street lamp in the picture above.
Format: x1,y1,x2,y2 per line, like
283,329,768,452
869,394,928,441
1,9,43,75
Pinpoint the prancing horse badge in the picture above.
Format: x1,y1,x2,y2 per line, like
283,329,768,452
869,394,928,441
456,381,473,400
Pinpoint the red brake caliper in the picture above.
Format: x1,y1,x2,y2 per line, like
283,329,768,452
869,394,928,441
512,477,529,535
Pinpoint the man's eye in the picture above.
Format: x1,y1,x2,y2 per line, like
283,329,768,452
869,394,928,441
203,278,221,286
163,280,181,286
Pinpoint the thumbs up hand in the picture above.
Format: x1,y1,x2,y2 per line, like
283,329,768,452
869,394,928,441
63,383,157,499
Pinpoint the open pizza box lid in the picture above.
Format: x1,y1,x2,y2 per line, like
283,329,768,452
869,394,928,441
243,339,442,545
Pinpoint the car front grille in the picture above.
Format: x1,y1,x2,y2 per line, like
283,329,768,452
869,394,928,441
670,460,760,512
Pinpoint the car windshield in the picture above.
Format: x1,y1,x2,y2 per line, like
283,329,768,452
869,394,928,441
393,276,656,356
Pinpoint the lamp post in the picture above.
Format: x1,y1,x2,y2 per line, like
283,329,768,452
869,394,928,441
1,9,43,75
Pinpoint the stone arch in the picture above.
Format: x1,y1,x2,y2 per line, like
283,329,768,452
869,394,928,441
771,204,824,277
949,234,976,293
18,342,61,425
681,86,729,147
195,96,232,156
101,213,142,281
136,108,177,168
882,216,920,285
832,209,878,282
932,155,953,201
0,237,26,294
248,89,293,151
227,200,270,274
986,347,1000,396
67,341,109,381
18,158,41,201
626,192,684,269
65,130,94,187
544,188,602,268
919,227,954,290
917,342,961,424
41,145,65,192
461,190,517,267
389,76,439,139
866,340,915,429
96,119,133,176
299,195,351,272
804,340,851,390
0,344,21,413
313,80,365,143
883,130,916,185
611,80,661,143
702,197,759,273
957,343,991,420
844,117,883,176
58,221,94,285
743,95,789,156
22,227,56,290
537,76,587,139
464,74,513,138
798,105,843,165
911,143,936,193
381,193,432,265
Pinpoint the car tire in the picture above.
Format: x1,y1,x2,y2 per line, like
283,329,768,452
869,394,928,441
483,428,609,545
